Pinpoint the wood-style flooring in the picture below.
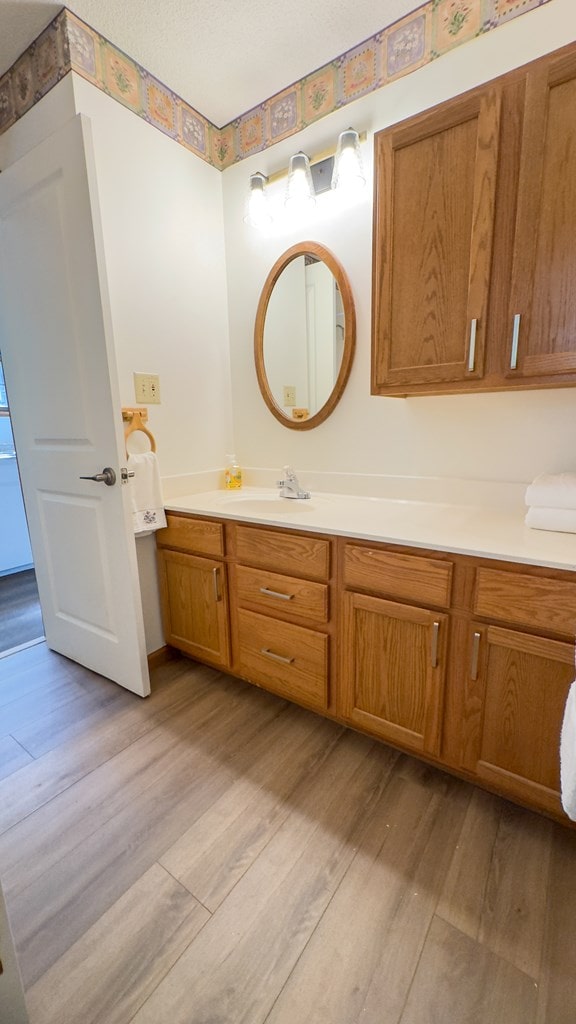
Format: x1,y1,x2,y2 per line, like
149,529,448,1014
1,643,575,1024
0,569,43,655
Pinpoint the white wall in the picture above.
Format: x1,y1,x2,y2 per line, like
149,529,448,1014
222,0,576,490
71,76,233,484
0,74,233,653
70,77,233,652
0,75,76,167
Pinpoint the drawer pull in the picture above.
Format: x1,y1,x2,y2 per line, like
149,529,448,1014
259,586,294,602
431,621,440,668
212,567,221,602
470,631,481,681
467,318,477,372
510,313,521,369
260,648,294,665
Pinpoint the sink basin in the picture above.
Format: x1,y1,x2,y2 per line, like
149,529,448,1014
211,489,326,513
218,495,316,514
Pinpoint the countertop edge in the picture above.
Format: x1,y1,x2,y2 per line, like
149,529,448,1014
163,489,576,573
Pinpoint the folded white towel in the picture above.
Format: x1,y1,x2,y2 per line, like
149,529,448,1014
127,452,167,535
525,472,576,510
561,679,576,821
525,506,576,534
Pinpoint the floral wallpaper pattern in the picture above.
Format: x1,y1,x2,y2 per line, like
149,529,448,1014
0,0,556,168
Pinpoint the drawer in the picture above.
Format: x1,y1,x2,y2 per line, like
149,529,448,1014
156,513,224,557
474,568,576,635
344,544,453,608
235,525,330,581
236,565,329,623
237,608,328,712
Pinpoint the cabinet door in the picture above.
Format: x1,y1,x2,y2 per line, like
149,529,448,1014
157,549,230,669
341,592,447,756
462,624,574,816
372,85,501,392
508,50,576,381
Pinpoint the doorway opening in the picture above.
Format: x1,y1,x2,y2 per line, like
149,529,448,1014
0,354,44,657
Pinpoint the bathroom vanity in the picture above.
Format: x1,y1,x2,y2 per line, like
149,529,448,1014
157,490,576,825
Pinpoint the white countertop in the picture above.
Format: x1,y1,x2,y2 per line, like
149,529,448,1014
164,487,576,571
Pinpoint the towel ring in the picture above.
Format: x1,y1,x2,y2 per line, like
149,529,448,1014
122,407,157,456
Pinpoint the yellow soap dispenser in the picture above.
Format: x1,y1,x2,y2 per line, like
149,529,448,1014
224,453,242,490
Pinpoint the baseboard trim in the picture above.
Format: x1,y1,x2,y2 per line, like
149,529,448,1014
147,645,178,670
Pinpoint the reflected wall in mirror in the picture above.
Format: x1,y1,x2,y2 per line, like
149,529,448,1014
254,241,356,430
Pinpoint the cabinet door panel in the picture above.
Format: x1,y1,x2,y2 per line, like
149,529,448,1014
372,86,500,390
341,592,447,756
463,624,573,816
509,53,576,378
158,549,230,669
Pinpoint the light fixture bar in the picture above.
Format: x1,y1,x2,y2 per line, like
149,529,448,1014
265,130,367,186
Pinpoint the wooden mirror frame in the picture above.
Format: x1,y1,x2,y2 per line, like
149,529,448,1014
254,241,356,430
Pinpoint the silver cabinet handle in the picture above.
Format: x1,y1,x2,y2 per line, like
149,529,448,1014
467,318,477,372
431,621,440,668
260,648,294,665
510,313,521,369
470,632,481,681
212,567,221,602
259,586,294,601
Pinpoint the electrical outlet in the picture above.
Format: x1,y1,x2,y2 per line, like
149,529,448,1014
283,385,296,406
134,372,161,404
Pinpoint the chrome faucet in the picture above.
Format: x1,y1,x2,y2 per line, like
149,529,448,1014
277,466,311,500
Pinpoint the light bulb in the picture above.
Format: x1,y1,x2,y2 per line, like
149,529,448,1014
332,129,365,194
285,153,315,212
245,172,272,229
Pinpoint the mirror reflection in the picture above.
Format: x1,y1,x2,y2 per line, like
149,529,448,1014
255,242,355,430
263,255,344,421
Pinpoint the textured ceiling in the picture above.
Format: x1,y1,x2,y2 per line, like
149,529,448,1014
0,0,425,125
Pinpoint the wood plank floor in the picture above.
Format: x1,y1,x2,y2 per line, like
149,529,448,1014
0,569,43,655
1,644,575,1024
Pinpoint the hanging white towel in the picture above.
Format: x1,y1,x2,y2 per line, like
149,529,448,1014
525,506,576,534
561,679,576,821
127,452,167,535
525,472,576,510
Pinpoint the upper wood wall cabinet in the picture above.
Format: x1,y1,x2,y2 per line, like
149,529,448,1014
372,43,576,397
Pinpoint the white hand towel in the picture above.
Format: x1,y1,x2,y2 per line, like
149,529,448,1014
561,680,576,821
525,472,576,510
127,452,167,535
525,506,576,534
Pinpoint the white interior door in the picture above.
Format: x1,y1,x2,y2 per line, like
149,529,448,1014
0,114,150,696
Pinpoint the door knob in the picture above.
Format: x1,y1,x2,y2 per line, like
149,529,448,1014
79,467,116,486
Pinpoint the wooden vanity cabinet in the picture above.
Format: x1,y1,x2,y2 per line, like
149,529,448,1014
230,524,333,713
457,565,576,818
339,543,452,758
506,47,576,383
156,514,231,670
157,512,576,824
372,82,501,393
372,41,576,397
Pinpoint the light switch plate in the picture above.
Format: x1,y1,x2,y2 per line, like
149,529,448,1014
283,385,296,406
134,372,161,404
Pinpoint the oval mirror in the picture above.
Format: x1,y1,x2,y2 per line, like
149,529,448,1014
254,241,356,430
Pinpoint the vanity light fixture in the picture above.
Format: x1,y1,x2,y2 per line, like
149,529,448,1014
331,128,365,193
284,152,316,212
245,171,272,229
244,130,366,228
